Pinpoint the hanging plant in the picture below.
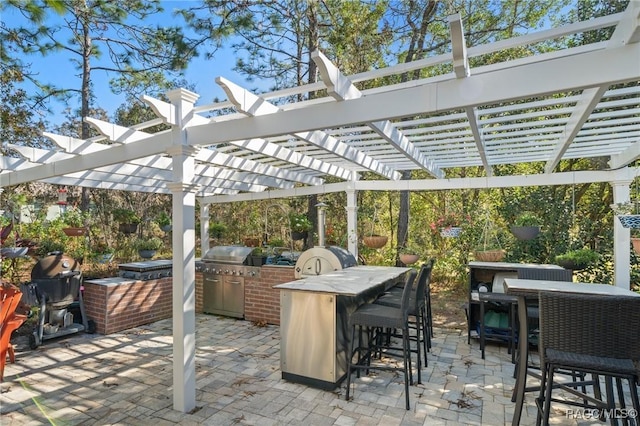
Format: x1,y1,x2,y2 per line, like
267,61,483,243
510,212,541,240
554,248,599,271
474,209,505,262
612,202,640,228
430,211,468,238
363,205,388,248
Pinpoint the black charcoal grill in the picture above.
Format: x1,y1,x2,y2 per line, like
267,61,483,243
25,251,93,348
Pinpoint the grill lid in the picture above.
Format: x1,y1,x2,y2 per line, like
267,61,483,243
202,246,254,264
31,252,81,279
294,246,357,278
118,259,173,273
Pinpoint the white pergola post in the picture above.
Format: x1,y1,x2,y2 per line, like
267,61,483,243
166,88,199,413
611,178,632,290
200,202,210,256
346,184,358,259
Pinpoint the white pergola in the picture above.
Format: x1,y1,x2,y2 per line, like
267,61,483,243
2,3,639,413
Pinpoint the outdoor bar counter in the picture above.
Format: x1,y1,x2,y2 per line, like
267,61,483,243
275,265,410,390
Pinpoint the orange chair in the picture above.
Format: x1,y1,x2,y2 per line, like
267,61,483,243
0,286,27,381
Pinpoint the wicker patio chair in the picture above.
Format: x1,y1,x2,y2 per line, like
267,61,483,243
536,291,640,426
345,269,417,410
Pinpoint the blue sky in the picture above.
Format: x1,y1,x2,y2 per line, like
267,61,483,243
4,1,263,127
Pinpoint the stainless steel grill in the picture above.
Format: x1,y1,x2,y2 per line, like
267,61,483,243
118,259,173,281
199,246,254,318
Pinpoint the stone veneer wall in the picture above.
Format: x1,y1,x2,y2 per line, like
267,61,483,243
83,277,172,335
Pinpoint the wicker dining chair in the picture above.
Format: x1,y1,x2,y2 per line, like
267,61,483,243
345,269,417,410
536,291,640,426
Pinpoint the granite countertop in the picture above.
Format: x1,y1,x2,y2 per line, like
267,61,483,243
274,265,411,296
469,261,564,270
84,277,137,286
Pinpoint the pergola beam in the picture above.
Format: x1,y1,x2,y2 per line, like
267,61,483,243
205,168,638,204
186,44,640,153
312,50,443,178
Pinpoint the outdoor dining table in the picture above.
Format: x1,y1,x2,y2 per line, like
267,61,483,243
503,278,640,426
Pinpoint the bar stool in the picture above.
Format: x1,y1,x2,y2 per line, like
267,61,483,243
345,270,417,410
374,260,434,368
374,264,431,383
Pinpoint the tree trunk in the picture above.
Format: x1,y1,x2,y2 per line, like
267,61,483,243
396,1,437,265
80,2,91,211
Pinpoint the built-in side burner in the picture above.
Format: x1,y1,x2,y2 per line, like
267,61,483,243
118,260,172,281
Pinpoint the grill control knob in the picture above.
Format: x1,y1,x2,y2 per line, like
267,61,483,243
224,269,229,274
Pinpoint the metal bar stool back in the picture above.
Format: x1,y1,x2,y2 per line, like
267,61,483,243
345,269,417,410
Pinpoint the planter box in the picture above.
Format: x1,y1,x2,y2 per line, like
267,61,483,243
632,238,640,255
510,226,540,240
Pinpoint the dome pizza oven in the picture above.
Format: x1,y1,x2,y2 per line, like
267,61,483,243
294,245,357,279
293,203,357,279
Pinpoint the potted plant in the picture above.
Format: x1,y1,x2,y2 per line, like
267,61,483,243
398,246,420,265
134,237,162,259
510,212,540,240
112,208,141,234
209,222,227,239
35,239,65,258
430,212,465,238
362,206,388,248
61,208,89,236
612,201,640,229
92,241,115,264
554,248,599,271
250,247,267,267
474,215,505,261
631,232,640,255
155,212,172,232
289,212,312,241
